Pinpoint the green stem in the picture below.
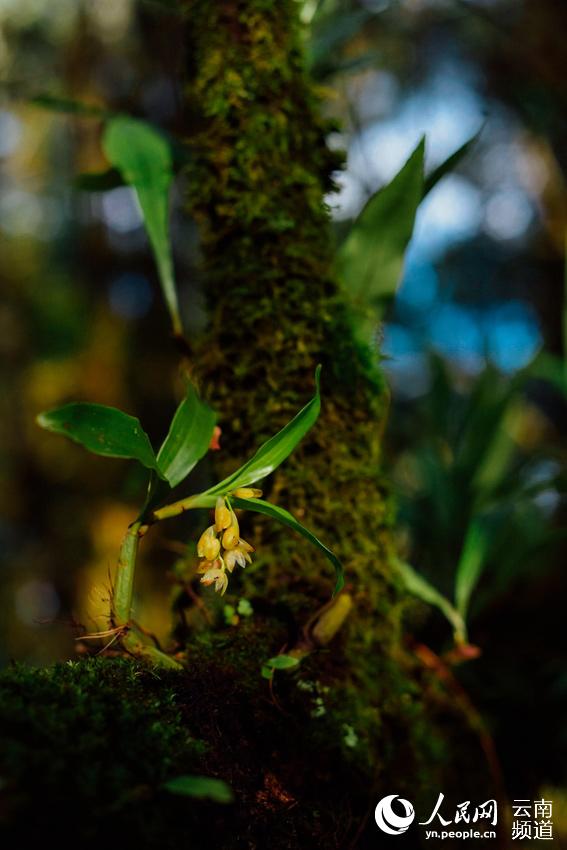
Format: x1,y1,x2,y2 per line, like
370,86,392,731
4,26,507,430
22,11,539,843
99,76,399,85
112,518,184,670
110,482,216,668
113,519,144,626
151,492,215,523
121,630,184,670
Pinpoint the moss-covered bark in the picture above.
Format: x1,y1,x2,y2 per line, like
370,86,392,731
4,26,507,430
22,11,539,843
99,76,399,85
173,0,459,833
183,0,399,638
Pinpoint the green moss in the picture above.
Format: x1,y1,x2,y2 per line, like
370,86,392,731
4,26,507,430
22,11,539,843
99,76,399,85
0,639,494,848
0,640,462,849
183,0,399,641
177,0,456,825
0,658,203,846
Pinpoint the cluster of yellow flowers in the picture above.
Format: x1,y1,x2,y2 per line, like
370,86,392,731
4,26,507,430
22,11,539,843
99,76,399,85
197,489,261,595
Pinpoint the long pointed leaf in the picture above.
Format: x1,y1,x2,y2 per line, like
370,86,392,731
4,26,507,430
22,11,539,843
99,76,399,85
335,139,425,332
162,775,234,803
231,495,344,595
37,403,160,474
455,517,491,619
157,383,216,488
31,94,111,118
396,559,467,641
74,168,124,192
204,366,322,497
527,351,566,397
307,9,375,78
423,128,483,197
102,117,181,334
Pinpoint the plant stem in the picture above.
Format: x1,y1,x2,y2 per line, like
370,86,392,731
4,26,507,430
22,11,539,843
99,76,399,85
113,519,144,626
121,630,184,670
110,479,216,668
151,492,215,523
113,518,184,670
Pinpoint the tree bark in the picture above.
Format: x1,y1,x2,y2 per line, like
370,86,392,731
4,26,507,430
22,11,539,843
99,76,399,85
183,0,400,643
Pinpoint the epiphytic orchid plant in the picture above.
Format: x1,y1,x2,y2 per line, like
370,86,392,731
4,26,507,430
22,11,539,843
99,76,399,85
37,117,342,669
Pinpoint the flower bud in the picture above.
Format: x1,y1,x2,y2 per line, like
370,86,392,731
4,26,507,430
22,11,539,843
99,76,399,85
214,497,232,532
203,535,220,561
233,487,263,499
197,525,221,561
222,525,239,550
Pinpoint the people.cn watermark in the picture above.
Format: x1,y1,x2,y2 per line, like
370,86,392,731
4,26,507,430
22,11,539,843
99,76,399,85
374,795,415,835
374,793,554,841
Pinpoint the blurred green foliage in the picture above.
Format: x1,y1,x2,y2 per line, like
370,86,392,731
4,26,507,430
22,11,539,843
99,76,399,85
0,0,565,805
390,354,565,637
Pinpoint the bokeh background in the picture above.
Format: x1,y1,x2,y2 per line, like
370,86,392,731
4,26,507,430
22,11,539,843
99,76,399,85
0,0,565,834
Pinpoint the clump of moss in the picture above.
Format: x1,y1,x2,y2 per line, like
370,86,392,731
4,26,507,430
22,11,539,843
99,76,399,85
0,658,206,847
0,633,496,848
0,631,472,849
0,644,377,848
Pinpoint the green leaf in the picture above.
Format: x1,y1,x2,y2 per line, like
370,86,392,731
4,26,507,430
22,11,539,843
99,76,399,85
162,775,234,804
335,139,424,334
37,403,160,474
469,395,524,501
454,517,492,620
204,366,322,496
265,654,300,670
456,367,525,505
396,559,467,642
74,168,124,192
307,9,376,78
157,383,216,488
423,128,483,197
527,351,566,397
102,117,181,334
231,495,344,595
237,598,253,617
31,94,111,117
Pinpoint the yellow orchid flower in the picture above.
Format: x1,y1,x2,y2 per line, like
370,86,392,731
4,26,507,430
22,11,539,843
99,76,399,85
225,543,252,572
214,497,232,532
197,525,221,561
200,566,228,596
221,511,240,549
195,506,255,594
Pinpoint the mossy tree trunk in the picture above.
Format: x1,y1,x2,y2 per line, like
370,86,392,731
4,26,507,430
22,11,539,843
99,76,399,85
176,8,501,837
183,0,401,644
175,0,454,825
